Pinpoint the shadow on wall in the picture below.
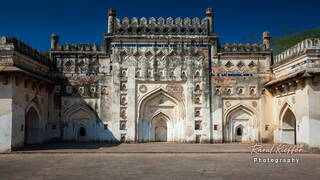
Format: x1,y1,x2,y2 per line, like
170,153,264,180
55,72,119,144
21,64,120,150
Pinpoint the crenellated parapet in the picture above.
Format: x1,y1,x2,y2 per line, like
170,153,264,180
0,36,51,66
219,32,272,54
50,34,104,52
107,8,214,36
54,43,104,52
274,38,320,65
219,43,269,53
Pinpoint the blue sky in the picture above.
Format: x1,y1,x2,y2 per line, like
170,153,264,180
0,0,319,51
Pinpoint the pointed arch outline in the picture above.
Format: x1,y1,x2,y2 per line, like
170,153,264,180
63,103,98,123
223,103,258,142
25,99,43,128
224,103,257,125
136,87,185,142
137,87,186,121
279,102,296,129
151,111,171,122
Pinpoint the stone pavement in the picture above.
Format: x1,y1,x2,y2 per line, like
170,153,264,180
10,143,311,154
0,153,320,180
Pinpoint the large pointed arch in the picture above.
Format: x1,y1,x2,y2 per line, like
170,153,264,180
223,103,258,143
25,101,44,144
63,103,98,123
279,102,295,125
136,87,185,142
279,102,297,144
224,103,257,125
137,87,185,120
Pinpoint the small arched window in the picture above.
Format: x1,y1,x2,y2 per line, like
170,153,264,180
79,127,86,137
236,127,242,136
195,84,201,91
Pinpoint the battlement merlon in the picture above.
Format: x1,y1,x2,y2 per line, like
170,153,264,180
105,8,215,37
50,34,105,53
218,32,272,55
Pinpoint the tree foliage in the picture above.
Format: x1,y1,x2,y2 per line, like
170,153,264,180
272,27,320,55
41,51,49,56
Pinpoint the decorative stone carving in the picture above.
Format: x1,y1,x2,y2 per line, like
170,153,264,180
90,86,96,93
78,86,84,95
120,95,127,104
252,101,257,107
120,107,127,119
166,84,183,100
250,87,256,96
195,108,201,117
139,85,147,93
66,86,73,94
120,120,127,130
101,86,108,95
225,101,231,107
120,82,127,91
195,95,201,104
237,87,244,95
54,86,61,93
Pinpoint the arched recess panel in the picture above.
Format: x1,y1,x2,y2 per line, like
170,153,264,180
138,89,185,142
281,108,296,144
25,106,43,144
225,105,257,143
63,104,97,141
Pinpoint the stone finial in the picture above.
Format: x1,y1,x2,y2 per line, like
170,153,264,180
0,36,7,44
108,8,116,17
108,8,116,33
205,8,214,33
206,8,213,17
263,31,271,50
263,31,271,39
51,34,59,50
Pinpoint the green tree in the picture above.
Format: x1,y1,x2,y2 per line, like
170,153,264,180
272,27,320,55
42,51,50,56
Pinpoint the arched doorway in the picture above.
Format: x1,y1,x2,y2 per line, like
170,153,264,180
235,125,244,142
153,117,167,142
281,108,296,144
25,106,42,144
225,105,257,143
63,104,97,141
138,88,185,142
78,126,87,141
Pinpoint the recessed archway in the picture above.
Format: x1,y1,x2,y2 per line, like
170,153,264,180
152,113,169,142
137,88,185,142
63,104,97,141
224,104,257,143
280,106,296,144
25,106,42,144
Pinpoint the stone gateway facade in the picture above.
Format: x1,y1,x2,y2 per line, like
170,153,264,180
1,8,320,152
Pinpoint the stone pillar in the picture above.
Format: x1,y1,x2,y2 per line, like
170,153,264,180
108,8,116,34
205,8,214,34
51,34,59,50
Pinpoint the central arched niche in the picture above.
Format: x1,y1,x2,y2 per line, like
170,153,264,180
225,105,257,143
152,113,168,142
280,107,296,144
63,104,97,141
138,89,185,142
25,106,43,144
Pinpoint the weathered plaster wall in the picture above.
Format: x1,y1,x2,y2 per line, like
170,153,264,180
10,75,53,149
307,78,320,147
0,76,13,153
